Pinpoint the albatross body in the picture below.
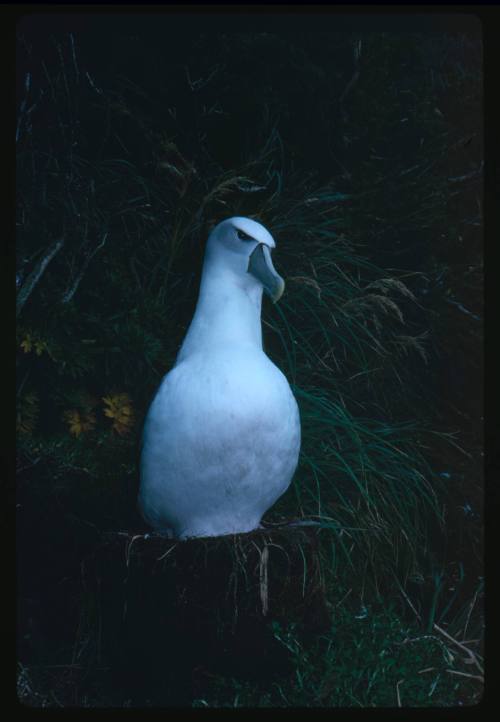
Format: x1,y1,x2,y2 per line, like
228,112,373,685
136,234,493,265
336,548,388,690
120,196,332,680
138,217,301,539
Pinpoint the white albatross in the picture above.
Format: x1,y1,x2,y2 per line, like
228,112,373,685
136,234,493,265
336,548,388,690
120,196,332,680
138,217,301,539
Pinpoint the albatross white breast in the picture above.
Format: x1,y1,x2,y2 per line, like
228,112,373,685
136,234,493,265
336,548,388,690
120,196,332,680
138,217,301,539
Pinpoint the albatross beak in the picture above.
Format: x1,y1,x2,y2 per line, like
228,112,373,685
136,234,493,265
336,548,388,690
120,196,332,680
247,243,285,303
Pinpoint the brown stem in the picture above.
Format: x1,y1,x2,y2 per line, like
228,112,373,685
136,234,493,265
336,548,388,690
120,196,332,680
61,233,107,304
16,237,65,317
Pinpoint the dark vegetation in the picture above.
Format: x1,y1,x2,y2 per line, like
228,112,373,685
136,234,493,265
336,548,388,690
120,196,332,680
16,14,483,707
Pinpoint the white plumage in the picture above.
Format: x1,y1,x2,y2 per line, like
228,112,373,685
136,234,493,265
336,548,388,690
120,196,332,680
138,217,301,539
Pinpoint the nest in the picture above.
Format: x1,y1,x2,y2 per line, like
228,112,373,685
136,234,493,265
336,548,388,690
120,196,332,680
78,523,331,702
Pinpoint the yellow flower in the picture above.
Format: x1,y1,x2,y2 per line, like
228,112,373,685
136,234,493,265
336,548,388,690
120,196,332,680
102,393,134,436
34,340,48,356
20,335,33,353
19,333,49,356
63,409,96,437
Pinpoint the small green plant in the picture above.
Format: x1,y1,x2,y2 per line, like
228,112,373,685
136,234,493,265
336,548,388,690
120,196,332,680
189,598,482,707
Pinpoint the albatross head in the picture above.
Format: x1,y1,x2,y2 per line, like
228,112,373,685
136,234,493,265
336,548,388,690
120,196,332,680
205,217,285,303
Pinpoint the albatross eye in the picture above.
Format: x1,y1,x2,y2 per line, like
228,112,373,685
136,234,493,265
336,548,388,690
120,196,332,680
236,228,254,242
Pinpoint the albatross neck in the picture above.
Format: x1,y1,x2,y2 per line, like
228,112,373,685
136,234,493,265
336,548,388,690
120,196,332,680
177,266,264,362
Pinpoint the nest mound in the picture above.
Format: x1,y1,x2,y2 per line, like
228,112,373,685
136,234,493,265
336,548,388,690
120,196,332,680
79,524,330,703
